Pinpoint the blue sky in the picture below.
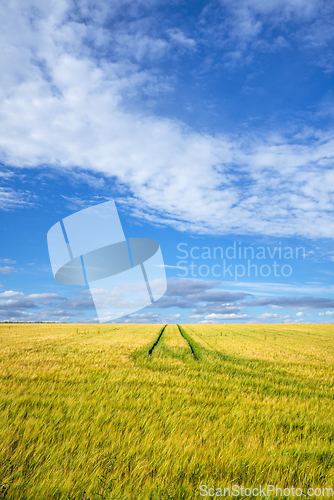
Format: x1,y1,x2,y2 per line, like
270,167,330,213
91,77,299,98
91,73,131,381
1,0,334,324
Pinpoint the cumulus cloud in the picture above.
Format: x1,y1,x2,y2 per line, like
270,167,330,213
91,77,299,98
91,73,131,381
0,291,21,297
150,279,334,319
191,304,245,315
152,278,250,309
0,0,332,239
257,312,279,319
257,312,291,320
0,289,96,322
204,312,249,320
0,292,65,310
1,278,333,322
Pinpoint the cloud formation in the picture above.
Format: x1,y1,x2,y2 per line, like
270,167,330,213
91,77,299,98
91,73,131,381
1,278,334,322
201,0,334,67
150,279,334,320
0,187,35,211
0,267,15,274
0,289,95,322
0,0,333,239
153,278,250,309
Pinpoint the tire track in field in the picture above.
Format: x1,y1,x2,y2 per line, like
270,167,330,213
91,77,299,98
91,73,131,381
186,326,215,351
177,325,200,361
148,324,167,355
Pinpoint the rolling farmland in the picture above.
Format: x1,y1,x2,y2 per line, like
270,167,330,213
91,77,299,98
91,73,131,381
0,323,333,499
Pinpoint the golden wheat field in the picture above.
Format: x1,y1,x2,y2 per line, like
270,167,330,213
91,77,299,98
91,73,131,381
0,323,333,499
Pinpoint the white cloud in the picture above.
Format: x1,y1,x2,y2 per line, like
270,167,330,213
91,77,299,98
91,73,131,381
121,311,181,323
0,266,15,274
204,312,249,320
123,312,161,322
209,0,332,52
0,170,14,179
319,311,334,316
0,288,96,322
0,292,66,309
257,312,291,320
27,293,66,301
257,312,278,319
283,318,305,323
60,194,110,211
0,187,35,211
296,311,304,316
166,28,196,49
0,290,22,297
0,0,333,238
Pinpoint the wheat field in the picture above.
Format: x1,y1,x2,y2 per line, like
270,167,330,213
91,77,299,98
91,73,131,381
0,323,333,499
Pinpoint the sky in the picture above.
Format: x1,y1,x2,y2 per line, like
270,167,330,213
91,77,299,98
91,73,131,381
0,0,334,324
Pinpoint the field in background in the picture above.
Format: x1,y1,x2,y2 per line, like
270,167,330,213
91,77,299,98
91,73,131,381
0,323,333,499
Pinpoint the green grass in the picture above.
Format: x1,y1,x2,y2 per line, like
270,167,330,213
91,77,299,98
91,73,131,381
0,323,333,499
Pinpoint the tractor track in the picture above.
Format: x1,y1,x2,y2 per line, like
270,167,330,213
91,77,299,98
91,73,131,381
148,324,167,355
177,324,200,360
